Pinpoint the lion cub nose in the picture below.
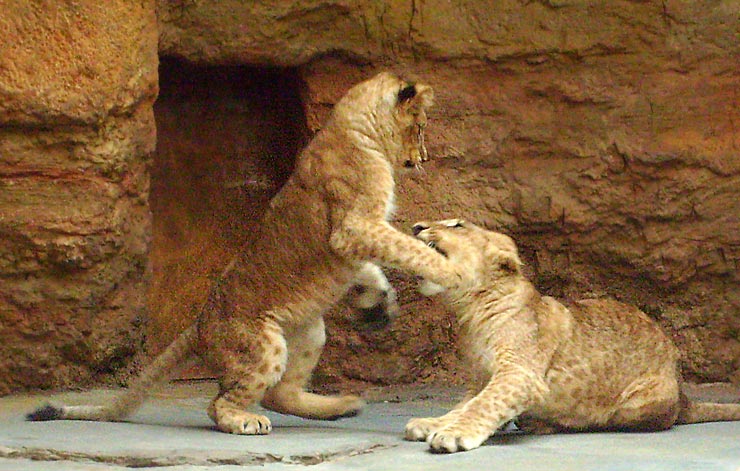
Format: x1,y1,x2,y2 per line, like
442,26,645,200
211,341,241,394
412,224,428,236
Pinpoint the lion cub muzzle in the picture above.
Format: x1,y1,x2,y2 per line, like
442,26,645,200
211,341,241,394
403,123,429,170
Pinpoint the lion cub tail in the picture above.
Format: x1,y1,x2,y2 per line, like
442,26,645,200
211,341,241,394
27,325,197,423
676,393,740,425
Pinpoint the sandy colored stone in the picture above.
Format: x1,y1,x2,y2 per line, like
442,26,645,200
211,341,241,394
2,0,739,395
0,1,158,394
152,1,738,386
0,1,158,124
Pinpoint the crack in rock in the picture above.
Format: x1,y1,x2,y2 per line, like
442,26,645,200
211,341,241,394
289,443,393,465
0,443,396,468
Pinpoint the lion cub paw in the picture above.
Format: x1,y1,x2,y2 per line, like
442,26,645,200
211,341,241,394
215,411,272,435
405,417,443,441
427,426,488,453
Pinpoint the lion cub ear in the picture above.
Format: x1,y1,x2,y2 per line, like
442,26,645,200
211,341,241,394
398,84,417,102
497,250,523,275
397,83,434,110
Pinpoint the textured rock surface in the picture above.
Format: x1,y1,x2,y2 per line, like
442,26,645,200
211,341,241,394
0,1,158,393
155,0,739,386
2,0,738,394
302,58,740,388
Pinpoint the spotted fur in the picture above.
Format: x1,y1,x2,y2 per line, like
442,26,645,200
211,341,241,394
406,219,740,453
27,72,469,434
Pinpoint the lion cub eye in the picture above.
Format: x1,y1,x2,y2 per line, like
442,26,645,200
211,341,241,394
452,220,464,228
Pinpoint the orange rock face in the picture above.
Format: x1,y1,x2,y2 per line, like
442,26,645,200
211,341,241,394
0,1,158,393
1,1,738,394
300,54,740,387
155,0,739,385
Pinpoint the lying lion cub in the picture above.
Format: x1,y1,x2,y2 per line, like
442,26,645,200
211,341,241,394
406,218,740,453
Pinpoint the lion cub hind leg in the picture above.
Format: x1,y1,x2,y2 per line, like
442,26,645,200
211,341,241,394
206,320,287,435
261,318,365,420
606,373,680,432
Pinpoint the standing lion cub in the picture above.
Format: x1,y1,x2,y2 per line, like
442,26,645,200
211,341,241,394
28,72,469,435
406,219,740,453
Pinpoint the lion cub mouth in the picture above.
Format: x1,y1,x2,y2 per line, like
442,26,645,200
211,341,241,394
412,223,447,257
424,240,448,258
404,124,429,170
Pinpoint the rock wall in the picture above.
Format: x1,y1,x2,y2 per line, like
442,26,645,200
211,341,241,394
1,0,737,394
0,1,158,394
157,0,740,385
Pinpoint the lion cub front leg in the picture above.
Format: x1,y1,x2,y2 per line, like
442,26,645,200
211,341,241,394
406,377,488,441
405,392,475,441
428,362,546,453
330,218,471,290
406,412,461,442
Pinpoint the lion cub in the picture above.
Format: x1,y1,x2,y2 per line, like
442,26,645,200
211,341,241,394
28,73,470,435
406,219,740,453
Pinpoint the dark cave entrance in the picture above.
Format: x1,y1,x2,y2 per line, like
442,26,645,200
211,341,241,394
148,58,308,359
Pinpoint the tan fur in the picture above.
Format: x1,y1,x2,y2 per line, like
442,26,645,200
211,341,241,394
405,219,740,453
28,72,469,434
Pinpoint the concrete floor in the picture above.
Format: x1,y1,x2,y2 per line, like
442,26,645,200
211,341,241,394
1,382,738,470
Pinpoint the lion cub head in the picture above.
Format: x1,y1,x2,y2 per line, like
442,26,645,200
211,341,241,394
411,219,522,296
332,71,434,170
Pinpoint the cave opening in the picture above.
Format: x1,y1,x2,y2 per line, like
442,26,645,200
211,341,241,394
147,58,308,360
